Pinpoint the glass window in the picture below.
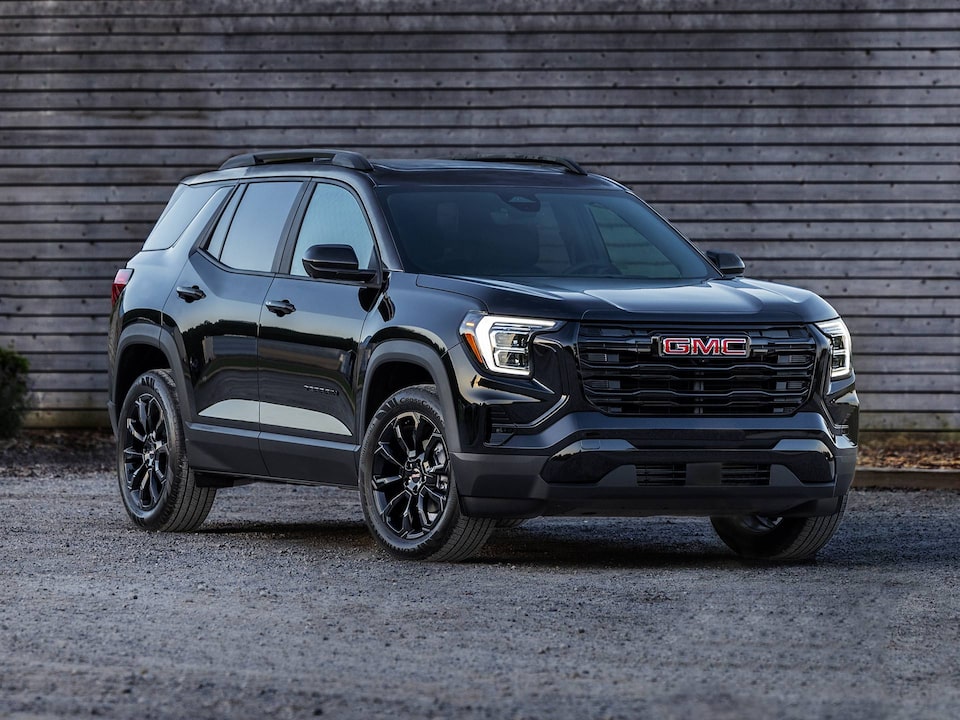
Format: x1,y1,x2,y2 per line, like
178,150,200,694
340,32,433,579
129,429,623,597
218,181,302,272
588,204,680,278
141,183,220,251
378,187,715,280
290,184,376,276
204,185,244,260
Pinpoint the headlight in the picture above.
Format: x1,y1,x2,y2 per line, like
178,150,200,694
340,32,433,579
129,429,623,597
460,312,560,376
816,318,853,380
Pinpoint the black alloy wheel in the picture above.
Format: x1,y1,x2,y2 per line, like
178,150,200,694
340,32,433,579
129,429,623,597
370,409,450,540
121,392,169,513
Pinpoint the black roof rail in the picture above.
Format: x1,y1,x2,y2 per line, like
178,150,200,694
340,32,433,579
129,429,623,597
456,154,587,175
219,148,373,172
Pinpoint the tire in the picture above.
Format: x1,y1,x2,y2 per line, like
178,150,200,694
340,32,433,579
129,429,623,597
116,369,215,532
359,385,496,561
710,494,847,561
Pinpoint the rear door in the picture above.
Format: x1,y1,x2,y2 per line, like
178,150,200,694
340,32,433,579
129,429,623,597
167,179,305,473
257,181,382,484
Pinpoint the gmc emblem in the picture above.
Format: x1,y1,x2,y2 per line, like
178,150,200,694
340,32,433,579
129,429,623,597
659,336,750,357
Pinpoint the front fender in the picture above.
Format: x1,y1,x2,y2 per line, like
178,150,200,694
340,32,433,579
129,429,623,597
362,339,464,453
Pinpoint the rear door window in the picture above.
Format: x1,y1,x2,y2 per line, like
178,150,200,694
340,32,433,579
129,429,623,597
215,181,303,273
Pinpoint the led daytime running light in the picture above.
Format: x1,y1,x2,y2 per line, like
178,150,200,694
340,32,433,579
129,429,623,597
460,313,559,376
816,318,852,380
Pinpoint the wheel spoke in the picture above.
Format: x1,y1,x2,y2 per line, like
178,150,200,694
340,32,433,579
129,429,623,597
400,497,416,537
371,473,403,490
126,461,146,492
154,444,169,473
126,417,145,443
376,441,405,469
122,445,141,463
136,398,149,434
423,458,447,475
380,491,408,522
394,416,417,457
423,430,442,457
422,486,446,508
413,414,434,451
153,411,166,441
139,473,153,507
416,493,432,529
147,467,163,507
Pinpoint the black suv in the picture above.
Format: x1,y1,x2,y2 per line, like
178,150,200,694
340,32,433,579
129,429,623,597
108,149,858,562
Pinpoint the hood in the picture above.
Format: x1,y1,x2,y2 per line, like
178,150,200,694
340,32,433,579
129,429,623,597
416,274,840,324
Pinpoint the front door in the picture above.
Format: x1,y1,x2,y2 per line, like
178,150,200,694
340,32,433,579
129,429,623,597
257,181,381,484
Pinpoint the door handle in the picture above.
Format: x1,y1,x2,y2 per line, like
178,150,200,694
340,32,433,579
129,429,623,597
176,285,206,302
265,299,296,317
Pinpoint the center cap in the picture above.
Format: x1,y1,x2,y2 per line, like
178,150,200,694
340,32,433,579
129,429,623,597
405,466,424,493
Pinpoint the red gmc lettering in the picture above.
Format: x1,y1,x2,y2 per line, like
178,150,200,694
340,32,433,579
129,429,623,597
721,338,749,356
661,337,749,357
690,337,721,355
661,337,690,355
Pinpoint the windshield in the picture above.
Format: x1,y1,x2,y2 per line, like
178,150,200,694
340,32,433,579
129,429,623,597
378,187,716,280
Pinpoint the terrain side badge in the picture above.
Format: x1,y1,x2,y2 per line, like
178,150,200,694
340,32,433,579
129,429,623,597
659,336,750,357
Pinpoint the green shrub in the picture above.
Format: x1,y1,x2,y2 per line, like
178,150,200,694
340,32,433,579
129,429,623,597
0,346,30,438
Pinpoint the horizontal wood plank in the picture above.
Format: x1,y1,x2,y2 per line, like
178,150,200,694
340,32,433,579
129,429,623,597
854,374,958,393
3,11,959,35
18,353,108,372
9,106,960,128
3,87,956,110
9,49,960,74
23,409,110,428
4,124,960,145
3,144,959,168
0,0,952,18
857,412,960,431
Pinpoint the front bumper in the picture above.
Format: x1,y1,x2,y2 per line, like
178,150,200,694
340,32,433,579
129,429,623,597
452,411,857,519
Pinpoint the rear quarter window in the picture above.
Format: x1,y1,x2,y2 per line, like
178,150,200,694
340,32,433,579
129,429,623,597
141,184,221,252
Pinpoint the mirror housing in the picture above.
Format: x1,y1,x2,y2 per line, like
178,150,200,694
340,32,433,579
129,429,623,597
302,244,378,283
705,250,745,277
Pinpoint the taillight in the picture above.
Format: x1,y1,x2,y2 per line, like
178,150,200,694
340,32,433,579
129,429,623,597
111,268,134,307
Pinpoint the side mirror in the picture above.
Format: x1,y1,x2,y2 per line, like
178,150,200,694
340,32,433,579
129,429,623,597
705,250,745,277
302,244,378,283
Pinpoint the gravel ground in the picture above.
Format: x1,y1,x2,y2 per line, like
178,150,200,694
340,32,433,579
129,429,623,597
2,447,960,719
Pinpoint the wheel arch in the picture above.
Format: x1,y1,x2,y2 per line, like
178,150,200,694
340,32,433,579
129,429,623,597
361,340,463,453
112,324,193,431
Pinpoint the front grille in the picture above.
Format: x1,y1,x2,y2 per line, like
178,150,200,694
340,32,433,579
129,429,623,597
635,463,771,486
578,324,817,416
718,464,771,486
636,464,686,485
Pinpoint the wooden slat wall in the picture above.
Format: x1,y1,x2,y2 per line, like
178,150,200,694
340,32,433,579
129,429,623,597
0,0,957,432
